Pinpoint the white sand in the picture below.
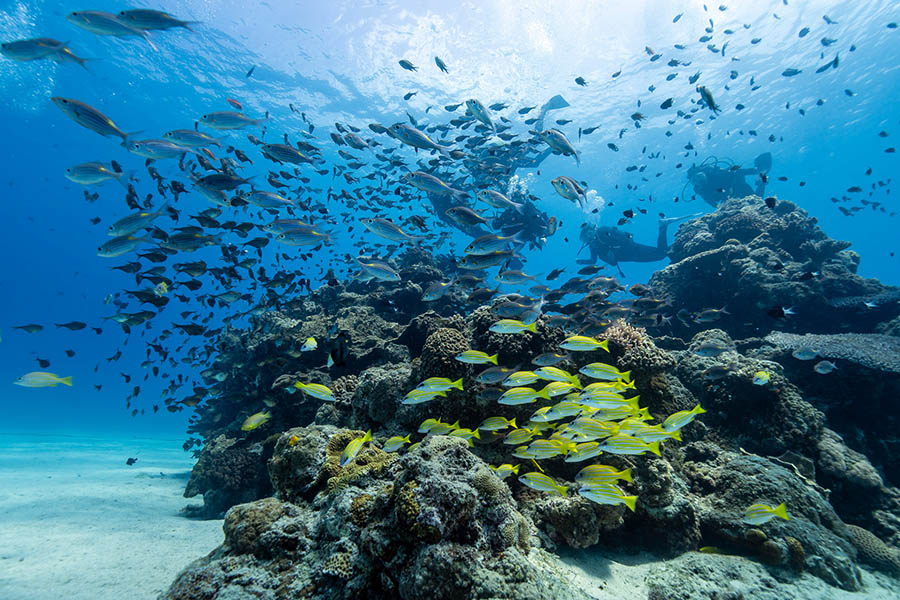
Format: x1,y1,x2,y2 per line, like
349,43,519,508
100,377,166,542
0,433,223,600
556,546,900,600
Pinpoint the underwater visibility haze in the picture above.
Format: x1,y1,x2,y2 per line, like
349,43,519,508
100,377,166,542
1,1,900,599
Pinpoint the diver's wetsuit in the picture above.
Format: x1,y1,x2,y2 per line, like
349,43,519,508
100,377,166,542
578,215,700,275
686,153,770,207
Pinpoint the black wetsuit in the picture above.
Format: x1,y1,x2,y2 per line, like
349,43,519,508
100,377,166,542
578,216,695,276
686,154,770,207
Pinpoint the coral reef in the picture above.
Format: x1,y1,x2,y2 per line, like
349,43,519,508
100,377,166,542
845,524,900,575
653,196,900,338
183,434,275,519
169,197,900,596
764,331,900,374
164,431,589,600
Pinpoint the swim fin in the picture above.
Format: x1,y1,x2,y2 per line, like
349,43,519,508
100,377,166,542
754,152,772,173
535,95,570,130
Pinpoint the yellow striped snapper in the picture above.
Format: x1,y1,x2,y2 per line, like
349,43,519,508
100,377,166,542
477,416,517,431
519,472,568,496
504,428,539,445
489,319,537,334
541,400,586,421
578,483,637,511
661,404,706,433
597,434,661,456
448,428,480,445
455,350,498,365
512,445,539,459
743,502,790,525
503,371,540,387
534,366,581,388
575,465,633,485
568,417,621,441
527,439,575,459
490,464,520,479
14,371,73,387
241,410,271,431
622,422,682,444
382,434,412,453
560,335,609,352
579,392,639,411
563,441,603,462
539,381,579,397
579,362,631,381
340,431,372,466
415,377,463,393
498,386,551,405
294,381,335,401
419,419,459,435
402,388,446,405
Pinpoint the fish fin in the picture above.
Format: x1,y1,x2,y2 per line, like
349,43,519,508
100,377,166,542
774,503,790,520
452,378,463,390
509,418,517,429
670,429,683,442
362,430,373,442
648,441,661,456
693,404,707,414
59,376,73,387
623,495,637,512
620,468,632,483
526,321,537,333
488,354,498,365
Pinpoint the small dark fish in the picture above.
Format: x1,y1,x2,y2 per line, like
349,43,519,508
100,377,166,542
575,76,587,86
764,197,777,209
660,98,673,109
126,457,138,465
798,27,809,38
782,68,802,77
246,65,255,78
56,321,87,331
36,358,51,368
15,324,44,333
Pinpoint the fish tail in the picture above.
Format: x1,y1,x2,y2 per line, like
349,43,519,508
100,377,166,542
403,434,411,443
451,378,463,390
536,387,551,401
362,430,372,443
619,468,633,483
619,370,630,381
774,503,790,520
488,354,498,365
59,376,73,387
526,321,537,333
670,429,683,442
508,418,517,429
599,339,610,351
693,404,707,414
623,495,637,512
555,482,568,496
648,441,661,456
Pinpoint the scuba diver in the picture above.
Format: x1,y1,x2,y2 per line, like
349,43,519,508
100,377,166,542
685,152,772,207
577,214,702,276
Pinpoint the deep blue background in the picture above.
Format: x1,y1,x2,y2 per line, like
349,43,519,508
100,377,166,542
0,0,897,437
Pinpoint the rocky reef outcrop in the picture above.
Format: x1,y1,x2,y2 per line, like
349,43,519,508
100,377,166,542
165,430,588,600
168,196,900,597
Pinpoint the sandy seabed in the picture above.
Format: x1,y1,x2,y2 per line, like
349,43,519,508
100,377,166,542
0,433,223,600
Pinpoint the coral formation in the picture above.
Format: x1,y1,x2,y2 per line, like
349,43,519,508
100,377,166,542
183,434,275,518
845,524,900,575
764,331,900,373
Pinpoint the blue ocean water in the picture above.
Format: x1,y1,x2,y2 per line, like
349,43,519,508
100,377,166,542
0,0,896,439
